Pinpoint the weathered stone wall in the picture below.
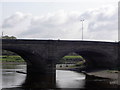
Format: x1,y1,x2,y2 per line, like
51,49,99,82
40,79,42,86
1,39,118,88
2,39,118,69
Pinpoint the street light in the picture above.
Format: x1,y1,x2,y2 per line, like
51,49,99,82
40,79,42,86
81,19,84,40
2,31,3,39
2,31,3,36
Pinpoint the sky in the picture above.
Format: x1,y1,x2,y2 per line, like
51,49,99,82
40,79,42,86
0,0,119,41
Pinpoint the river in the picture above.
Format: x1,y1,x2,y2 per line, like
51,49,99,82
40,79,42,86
2,64,118,89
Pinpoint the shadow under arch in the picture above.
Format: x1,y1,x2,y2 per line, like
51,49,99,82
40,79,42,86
2,49,55,89
57,48,114,71
76,51,106,70
56,52,86,71
2,48,47,71
2,50,27,89
2,49,27,68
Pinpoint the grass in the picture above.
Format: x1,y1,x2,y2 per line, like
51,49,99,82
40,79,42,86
63,56,83,59
75,61,85,66
0,55,25,62
59,55,85,64
0,55,84,63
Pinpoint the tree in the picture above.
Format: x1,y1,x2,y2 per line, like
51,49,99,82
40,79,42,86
1,35,17,55
1,35,17,39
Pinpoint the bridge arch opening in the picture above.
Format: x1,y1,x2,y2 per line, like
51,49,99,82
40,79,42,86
2,49,54,88
2,50,27,88
56,52,86,71
2,50,26,68
57,49,111,72
56,52,86,88
76,50,109,70
55,50,110,88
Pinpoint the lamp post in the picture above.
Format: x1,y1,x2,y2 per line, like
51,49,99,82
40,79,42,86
81,19,84,40
2,31,3,39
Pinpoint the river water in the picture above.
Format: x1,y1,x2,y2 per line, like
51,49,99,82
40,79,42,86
2,64,118,89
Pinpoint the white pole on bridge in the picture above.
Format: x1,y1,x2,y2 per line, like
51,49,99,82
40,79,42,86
80,19,84,40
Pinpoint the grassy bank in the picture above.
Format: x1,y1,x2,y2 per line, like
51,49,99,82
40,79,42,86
0,55,25,62
63,56,83,59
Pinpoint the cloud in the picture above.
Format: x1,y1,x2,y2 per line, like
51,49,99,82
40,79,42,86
2,12,32,28
2,12,32,35
2,5,118,41
20,10,81,39
81,5,118,41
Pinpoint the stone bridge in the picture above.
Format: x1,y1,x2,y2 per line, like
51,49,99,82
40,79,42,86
1,39,119,88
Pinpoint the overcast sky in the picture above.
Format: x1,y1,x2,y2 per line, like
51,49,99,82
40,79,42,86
0,0,119,41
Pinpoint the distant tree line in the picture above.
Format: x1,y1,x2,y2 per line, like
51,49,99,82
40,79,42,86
1,35,17,39
2,35,17,55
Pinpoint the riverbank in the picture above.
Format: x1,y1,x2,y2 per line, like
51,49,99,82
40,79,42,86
85,70,119,85
2,62,26,69
86,70,119,80
2,61,120,87
56,64,85,72
56,64,120,87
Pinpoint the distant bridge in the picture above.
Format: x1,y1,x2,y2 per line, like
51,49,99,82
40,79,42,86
1,39,119,88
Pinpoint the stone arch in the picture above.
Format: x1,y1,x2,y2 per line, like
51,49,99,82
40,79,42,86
2,49,56,88
2,47,47,73
57,48,114,70
2,49,26,64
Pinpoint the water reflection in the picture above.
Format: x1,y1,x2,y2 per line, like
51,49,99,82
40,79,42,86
56,70,85,88
2,65,26,88
2,64,119,89
2,64,86,89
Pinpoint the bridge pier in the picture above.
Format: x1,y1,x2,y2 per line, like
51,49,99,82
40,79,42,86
22,60,56,89
2,39,118,88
